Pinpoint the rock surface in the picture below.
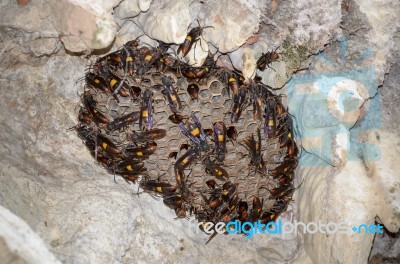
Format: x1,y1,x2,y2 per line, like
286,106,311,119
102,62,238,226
0,0,399,264
0,206,61,264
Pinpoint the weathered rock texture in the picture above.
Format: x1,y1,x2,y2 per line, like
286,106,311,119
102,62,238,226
0,0,399,263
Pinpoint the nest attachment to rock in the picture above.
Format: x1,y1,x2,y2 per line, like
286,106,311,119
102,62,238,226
73,33,299,240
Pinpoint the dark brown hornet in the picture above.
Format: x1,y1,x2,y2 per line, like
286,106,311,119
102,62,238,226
124,142,157,159
230,85,247,123
72,125,114,167
161,76,182,113
174,114,212,197
107,111,140,131
136,47,164,75
121,36,144,75
85,72,112,96
168,113,185,124
276,116,299,159
257,46,280,71
155,41,176,73
96,133,123,155
250,196,263,221
177,22,214,57
270,158,298,178
95,50,124,69
163,194,188,218
130,129,167,143
259,203,285,227
139,89,154,130
181,54,216,80
243,128,267,175
248,82,264,121
120,47,136,76
174,154,197,195
156,54,176,73
82,92,109,125
204,157,229,181
112,160,146,175
264,97,277,138
140,180,178,195
225,72,244,98
107,71,131,101
267,183,295,200
78,108,92,125
179,113,210,152
212,121,227,163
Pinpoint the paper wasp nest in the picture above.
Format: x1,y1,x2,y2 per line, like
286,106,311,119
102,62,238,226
74,37,298,236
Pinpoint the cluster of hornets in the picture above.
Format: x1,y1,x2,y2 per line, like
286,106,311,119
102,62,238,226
73,24,299,243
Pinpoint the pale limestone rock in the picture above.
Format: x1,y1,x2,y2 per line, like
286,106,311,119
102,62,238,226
0,3,60,57
134,0,192,44
49,0,117,52
0,206,61,264
227,48,257,82
290,0,342,47
295,130,399,264
197,0,260,53
259,61,289,88
241,48,257,82
355,0,400,84
115,22,158,49
115,0,152,19
297,157,376,264
365,131,400,233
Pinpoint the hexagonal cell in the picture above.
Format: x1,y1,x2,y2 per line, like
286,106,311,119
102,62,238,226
176,78,188,90
235,115,248,127
95,90,110,102
154,111,168,126
108,109,120,119
118,105,131,114
211,95,222,104
178,92,190,104
223,98,232,108
244,109,254,120
183,168,192,177
140,78,152,86
225,152,237,161
150,72,163,82
211,107,224,120
147,169,159,179
190,110,203,120
246,122,258,132
118,95,132,105
199,89,212,102
188,98,200,108
200,114,213,128
156,146,168,156
154,98,166,108
168,139,180,151
192,164,204,174
208,80,223,95
179,105,192,116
